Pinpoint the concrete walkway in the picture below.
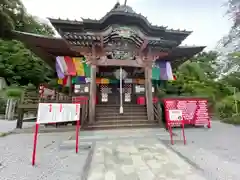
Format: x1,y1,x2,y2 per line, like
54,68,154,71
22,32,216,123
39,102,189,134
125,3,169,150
88,139,205,180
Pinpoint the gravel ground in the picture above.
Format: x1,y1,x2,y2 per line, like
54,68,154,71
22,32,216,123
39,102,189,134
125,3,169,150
0,121,240,180
0,120,34,133
0,132,90,180
168,121,240,180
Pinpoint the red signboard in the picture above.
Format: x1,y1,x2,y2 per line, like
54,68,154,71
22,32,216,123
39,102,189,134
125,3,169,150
163,98,211,128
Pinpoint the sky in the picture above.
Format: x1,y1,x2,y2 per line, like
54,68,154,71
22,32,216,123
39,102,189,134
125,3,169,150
22,0,232,50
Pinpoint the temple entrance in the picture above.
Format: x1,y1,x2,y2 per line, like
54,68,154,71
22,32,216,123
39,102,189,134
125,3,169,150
97,83,133,104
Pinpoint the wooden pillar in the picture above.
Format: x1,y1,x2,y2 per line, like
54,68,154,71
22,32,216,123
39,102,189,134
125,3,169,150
89,65,97,124
68,76,72,98
145,67,154,121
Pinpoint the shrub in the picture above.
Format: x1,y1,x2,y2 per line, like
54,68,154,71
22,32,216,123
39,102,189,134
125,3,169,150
222,114,240,125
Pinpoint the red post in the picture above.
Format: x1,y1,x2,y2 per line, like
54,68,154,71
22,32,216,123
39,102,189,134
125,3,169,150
32,123,39,166
75,120,80,153
182,121,186,145
207,118,211,128
168,124,174,145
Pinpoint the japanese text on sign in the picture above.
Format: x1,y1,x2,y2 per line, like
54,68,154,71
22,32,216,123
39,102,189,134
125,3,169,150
169,110,183,121
36,103,80,124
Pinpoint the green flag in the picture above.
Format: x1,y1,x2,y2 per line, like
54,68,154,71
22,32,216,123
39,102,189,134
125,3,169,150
152,67,160,80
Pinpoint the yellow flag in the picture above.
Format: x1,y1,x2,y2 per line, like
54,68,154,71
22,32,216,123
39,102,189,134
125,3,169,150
73,57,85,76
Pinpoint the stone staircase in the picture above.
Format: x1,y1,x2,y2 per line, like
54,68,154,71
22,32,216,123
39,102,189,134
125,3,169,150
85,104,159,130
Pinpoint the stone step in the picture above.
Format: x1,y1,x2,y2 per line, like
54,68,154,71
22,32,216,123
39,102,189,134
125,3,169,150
96,115,147,120
96,112,147,117
94,120,155,125
84,123,159,130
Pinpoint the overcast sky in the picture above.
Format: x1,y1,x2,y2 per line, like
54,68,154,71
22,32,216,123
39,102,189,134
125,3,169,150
22,0,232,50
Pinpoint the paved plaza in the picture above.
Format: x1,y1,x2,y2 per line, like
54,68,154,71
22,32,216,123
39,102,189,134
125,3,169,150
0,121,240,180
88,139,205,180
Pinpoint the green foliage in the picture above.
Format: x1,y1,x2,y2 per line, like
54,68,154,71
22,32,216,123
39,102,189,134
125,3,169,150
0,39,54,86
0,0,55,88
159,51,240,124
5,87,22,98
222,114,240,125
0,0,54,37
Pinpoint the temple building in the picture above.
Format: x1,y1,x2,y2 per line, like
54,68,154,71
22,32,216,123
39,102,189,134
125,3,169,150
13,2,205,129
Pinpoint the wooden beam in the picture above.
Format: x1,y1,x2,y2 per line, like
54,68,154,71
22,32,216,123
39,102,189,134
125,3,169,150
97,57,143,67
140,39,148,52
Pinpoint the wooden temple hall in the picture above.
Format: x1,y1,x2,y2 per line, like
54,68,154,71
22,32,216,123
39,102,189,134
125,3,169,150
13,2,205,129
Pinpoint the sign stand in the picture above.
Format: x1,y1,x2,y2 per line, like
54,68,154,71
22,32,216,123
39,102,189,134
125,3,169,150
75,120,80,153
32,123,39,166
32,103,81,166
168,120,186,145
166,109,186,145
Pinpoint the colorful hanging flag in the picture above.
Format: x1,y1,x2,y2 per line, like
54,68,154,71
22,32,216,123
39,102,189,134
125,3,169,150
152,67,160,80
58,56,68,74
96,78,101,84
57,79,63,85
71,76,76,84
64,56,76,76
82,57,91,77
73,57,85,76
110,79,119,84
62,76,71,87
159,61,168,80
101,78,109,84
166,61,173,80
56,61,65,79
152,62,161,80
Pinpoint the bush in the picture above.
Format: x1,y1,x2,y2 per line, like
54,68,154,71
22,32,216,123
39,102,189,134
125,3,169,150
215,95,238,119
222,114,240,125
5,88,23,98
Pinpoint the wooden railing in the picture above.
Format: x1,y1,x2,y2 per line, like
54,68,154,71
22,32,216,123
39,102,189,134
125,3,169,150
17,89,90,128
80,101,89,127
153,103,164,128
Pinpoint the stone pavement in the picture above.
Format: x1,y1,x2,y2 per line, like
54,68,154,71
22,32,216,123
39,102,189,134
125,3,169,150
87,138,205,180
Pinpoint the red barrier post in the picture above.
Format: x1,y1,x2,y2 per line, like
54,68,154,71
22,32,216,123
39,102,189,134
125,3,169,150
168,124,174,145
32,123,39,166
181,120,186,145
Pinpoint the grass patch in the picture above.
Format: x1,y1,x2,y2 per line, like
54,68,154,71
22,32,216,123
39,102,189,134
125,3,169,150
0,132,12,137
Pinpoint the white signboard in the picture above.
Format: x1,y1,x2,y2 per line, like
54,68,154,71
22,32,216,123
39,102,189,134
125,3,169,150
36,103,80,124
169,110,183,121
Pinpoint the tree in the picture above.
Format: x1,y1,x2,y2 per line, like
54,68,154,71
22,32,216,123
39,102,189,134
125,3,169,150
162,52,233,117
0,39,54,86
0,0,25,37
0,0,55,87
0,0,54,38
